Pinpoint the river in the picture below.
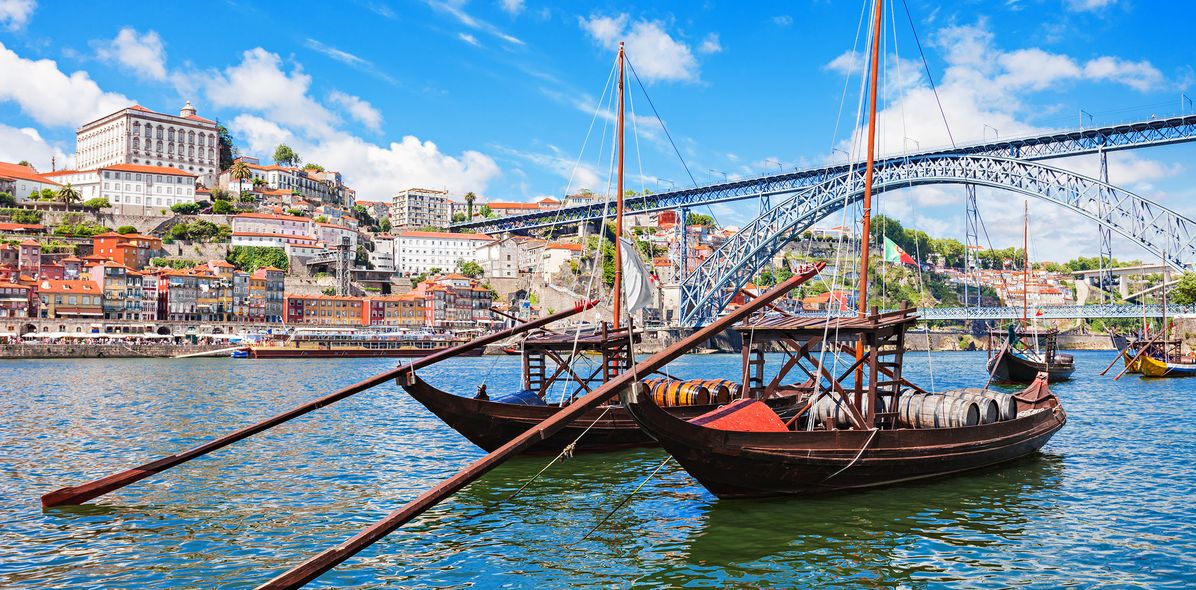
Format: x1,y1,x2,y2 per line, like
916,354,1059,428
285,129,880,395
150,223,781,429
0,351,1192,588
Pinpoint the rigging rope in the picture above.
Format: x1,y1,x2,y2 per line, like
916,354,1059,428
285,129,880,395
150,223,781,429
573,456,674,545
496,405,613,506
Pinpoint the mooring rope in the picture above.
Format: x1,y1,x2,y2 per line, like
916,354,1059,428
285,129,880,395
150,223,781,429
822,426,879,482
494,405,612,506
573,455,673,545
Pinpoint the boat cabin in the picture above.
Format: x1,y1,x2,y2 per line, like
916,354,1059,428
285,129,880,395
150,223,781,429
734,305,921,430
518,323,640,402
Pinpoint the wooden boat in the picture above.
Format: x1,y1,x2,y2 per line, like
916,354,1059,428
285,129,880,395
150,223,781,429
625,0,1066,501
1138,353,1196,377
986,328,1075,382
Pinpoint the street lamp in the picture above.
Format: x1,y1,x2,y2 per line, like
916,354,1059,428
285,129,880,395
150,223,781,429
832,148,851,163
983,124,999,142
764,158,783,174
708,169,728,182
903,136,920,153
1080,109,1093,129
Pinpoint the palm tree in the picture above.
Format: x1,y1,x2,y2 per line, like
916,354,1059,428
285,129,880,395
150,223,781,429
56,183,81,205
229,160,252,189
464,191,476,218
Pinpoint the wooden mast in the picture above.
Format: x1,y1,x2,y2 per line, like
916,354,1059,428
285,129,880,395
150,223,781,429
854,0,884,408
612,41,626,329
1023,200,1029,323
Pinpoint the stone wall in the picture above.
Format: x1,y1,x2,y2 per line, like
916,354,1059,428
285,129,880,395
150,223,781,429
0,343,232,359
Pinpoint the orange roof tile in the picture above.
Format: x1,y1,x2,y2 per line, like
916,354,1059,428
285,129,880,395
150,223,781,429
396,230,493,240
235,212,311,222
0,161,61,186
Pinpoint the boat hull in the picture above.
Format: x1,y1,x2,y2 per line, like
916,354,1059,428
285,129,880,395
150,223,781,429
1138,354,1196,377
402,376,794,455
1122,349,1142,374
986,349,1074,383
250,347,483,359
626,386,1066,499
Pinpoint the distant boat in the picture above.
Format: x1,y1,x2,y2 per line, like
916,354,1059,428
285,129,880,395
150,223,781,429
246,328,479,359
987,328,1075,383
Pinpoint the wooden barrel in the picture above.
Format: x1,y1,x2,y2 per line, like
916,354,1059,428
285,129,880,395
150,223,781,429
696,379,739,404
955,387,1018,421
811,393,884,428
948,391,999,424
897,393,980,428
647,380,712,406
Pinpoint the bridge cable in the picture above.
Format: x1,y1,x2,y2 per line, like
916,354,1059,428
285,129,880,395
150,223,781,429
899,0,955,147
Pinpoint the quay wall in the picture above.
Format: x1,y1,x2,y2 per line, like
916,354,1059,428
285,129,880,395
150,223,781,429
0,343,232,359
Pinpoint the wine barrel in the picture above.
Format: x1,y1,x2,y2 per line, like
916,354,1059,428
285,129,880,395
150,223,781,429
946,390,1000,424
954,387,1018,421
696,379,739,404
897,392,980,428
646,379,712,406
811,393,884,428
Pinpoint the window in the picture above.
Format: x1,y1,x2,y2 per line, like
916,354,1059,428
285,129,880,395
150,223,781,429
168,128,175,142
157,127,163,139
68,296,76,305
157,140,163,152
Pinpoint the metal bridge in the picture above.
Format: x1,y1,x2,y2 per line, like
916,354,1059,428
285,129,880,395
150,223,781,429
798,304,1196,321
454,114,1196,234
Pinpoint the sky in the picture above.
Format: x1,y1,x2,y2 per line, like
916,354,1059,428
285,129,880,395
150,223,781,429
0,0,1192,261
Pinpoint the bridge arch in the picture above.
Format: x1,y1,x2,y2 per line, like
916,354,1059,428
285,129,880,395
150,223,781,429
680,154,1196,326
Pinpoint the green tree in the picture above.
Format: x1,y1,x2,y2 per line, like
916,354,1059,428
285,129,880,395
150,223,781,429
303,163,325,172
212,200,236,214
313,215,329,223
227,246,289,272
285,208,307,217
57,183,82,205
379,218,392,233
0,192,15,207
82,197,110,209
171,202,200,214
464,191,476,218
116,225,138,234
229,160,252,187
16,160,30,167
1170,272,1196,305
273,144,301,167
451,212,467,223
40,188,56,201
217,124,239,171
457,260,484,278
686,212,715,226
209,188,230,201
480,204,493,218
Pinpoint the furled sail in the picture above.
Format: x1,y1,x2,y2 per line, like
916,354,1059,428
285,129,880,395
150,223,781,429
618,237,653,314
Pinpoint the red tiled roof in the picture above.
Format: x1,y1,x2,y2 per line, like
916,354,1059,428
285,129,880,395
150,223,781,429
396,231,493,240
0,161,61,186
0,223,44,231
232,231,317,241
185,114,214,124
235,212,311,223
103,163,197,177
38,279,100,293
546,242,583,251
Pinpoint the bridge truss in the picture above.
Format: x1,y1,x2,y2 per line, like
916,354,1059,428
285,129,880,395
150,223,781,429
796,304,1196,321
680,154,1196,325
454,114,1196,234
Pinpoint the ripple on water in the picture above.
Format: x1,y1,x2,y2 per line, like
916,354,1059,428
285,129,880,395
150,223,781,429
0,352,1194,588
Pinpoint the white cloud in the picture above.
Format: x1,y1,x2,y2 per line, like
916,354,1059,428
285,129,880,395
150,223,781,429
499,0,524,16
424,0,524,45
458,32,480,47
0,124,66,171
0,0,35,30
578,14,700,83
825,50,861,75
771,15,793,27
1067,0,1116,11
303,38,396,85
0,41,132,128
698,33,722,55
229,114,294,156
97,27,167,81
198,47,338,138
1083,56,1164,92
328,90,383,132
996,48,1081,91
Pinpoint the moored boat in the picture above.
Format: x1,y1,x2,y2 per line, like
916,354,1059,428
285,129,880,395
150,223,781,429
986,327,1075,383
246,328,477,358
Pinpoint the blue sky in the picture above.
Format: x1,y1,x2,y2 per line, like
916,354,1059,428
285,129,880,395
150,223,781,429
0,0,1192,259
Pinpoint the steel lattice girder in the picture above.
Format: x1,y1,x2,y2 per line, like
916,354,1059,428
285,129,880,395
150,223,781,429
679,154,1196,326
795,304,1194,321
453,114,1196,234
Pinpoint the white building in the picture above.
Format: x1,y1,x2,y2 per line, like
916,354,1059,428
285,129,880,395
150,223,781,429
394,230,494,275
369,234,395,271
43,164,198,215
475,235,520,278
316,222,358,250
392,188,450,229
232,212,314,238
75,102,219,188
541,242,583,275
0,162,60,201
222,161,355,206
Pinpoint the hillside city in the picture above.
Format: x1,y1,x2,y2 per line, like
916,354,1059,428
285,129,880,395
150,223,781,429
0,101,1171,338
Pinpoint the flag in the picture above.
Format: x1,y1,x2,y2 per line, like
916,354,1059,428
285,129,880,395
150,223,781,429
883,236,917,265
1035,308,1044,317
618,238,654,314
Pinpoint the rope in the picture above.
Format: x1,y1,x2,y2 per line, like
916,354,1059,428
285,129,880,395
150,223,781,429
496,406,612,505
899,0,955,147
822,427,879,482
573,456,673,545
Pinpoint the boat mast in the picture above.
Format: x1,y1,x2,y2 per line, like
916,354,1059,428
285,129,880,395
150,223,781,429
1023,201,1029,324
856,0,883,319
613,42,626,330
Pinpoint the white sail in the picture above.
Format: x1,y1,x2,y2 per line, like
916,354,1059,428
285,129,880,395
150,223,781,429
618,238,654,314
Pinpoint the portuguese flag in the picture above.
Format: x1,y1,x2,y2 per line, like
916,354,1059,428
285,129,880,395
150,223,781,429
883,236,917,265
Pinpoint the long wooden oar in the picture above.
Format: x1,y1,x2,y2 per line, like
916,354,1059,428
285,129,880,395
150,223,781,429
1097,347,1127,377
1113,333,1162,381
256,263,825,589
41,301,599,508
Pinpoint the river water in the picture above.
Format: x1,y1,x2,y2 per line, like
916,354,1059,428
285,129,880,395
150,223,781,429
0,351,1192,588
